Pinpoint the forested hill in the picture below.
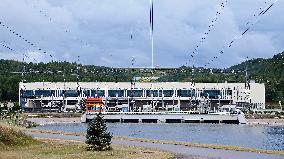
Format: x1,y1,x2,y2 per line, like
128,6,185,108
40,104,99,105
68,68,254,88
229,52,284,104
230,52,284,81
0,52,283,105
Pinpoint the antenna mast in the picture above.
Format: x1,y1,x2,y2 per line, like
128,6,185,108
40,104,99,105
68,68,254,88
21,53,26,83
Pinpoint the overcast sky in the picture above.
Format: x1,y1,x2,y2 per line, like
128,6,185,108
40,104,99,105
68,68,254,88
0,0,283,68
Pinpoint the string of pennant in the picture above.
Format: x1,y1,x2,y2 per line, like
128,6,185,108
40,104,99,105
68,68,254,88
0,20,55,61
203,0,278,68
0,42,38,62
188,0,228,65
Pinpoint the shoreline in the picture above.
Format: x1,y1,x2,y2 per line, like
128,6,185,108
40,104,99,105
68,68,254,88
27,130,284,159
26,128,284,156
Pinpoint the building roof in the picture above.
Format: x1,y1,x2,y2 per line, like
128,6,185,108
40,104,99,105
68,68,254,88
20,82,264,90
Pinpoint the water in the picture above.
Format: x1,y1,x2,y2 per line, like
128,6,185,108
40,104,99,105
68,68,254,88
35,123,284,151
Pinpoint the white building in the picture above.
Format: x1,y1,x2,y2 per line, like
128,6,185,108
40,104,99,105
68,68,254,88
19,81,265,112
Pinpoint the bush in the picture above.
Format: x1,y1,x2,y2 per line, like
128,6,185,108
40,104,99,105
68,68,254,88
85,113,112,151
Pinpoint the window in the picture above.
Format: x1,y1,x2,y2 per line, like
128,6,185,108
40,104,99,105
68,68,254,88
127,90,143,97
108,90,124,97
177,90,194,97
34,90,53,97
226,89,232,95
146,90,160,97
83,90,90,96
22,90,34,97
91,90,105,97
203,90,221,99
163,90,174,97
64,90,79,97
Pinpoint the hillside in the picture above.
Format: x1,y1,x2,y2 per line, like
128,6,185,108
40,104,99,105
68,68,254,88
229,52,284,103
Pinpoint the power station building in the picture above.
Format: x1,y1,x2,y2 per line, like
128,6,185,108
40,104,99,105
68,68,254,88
19,82,265,112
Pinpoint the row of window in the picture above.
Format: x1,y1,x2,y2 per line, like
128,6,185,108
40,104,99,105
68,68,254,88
21,89,232,98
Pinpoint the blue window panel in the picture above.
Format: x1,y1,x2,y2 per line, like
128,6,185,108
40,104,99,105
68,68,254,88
177,90,194,97
108,90,124,97
127,90,143,97
163,90,174,97
22,90,34,97
203,90,221,99
91,90,105,97
59,90,63,97
34,90,53,97
83,90,91,97
64,90,79,97
226,90,232,95
146,90,160,97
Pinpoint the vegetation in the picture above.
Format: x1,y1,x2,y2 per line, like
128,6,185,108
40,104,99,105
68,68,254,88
86,113,112,151
0,123,37,148
0,52,283,106
0,138,174,159
0,113,39,128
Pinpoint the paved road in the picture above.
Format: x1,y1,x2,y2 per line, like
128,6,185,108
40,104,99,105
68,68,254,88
29,132,284,159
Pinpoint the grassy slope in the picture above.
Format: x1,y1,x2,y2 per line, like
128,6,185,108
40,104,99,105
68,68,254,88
0,123,37,148
0,138,174,159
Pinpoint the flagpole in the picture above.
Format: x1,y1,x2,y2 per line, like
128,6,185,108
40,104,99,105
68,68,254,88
150,0,154,68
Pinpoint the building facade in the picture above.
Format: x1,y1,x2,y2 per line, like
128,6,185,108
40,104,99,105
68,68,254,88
19,82,265,112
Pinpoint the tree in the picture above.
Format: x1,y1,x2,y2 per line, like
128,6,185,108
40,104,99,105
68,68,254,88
85,113,112,151
12,102,20,112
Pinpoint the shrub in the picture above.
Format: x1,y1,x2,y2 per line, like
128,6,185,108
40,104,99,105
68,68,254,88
85,113,112,151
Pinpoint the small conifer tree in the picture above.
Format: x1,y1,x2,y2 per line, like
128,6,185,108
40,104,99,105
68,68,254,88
86,112,112,151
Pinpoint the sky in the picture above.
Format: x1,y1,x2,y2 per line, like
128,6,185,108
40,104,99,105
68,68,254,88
0,0,283,68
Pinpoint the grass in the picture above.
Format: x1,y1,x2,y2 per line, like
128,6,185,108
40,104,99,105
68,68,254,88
0,138,174,159
1,113,39,128
0,123,38,149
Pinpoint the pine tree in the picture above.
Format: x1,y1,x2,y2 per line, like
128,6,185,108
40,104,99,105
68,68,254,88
85,112,112,151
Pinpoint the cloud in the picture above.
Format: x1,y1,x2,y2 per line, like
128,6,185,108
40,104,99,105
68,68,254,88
0,0,283,68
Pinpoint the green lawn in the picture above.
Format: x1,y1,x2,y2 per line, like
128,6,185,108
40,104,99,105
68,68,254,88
0,138,174,159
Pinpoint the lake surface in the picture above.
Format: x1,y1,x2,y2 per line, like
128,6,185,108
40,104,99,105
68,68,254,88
35,123,284,151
